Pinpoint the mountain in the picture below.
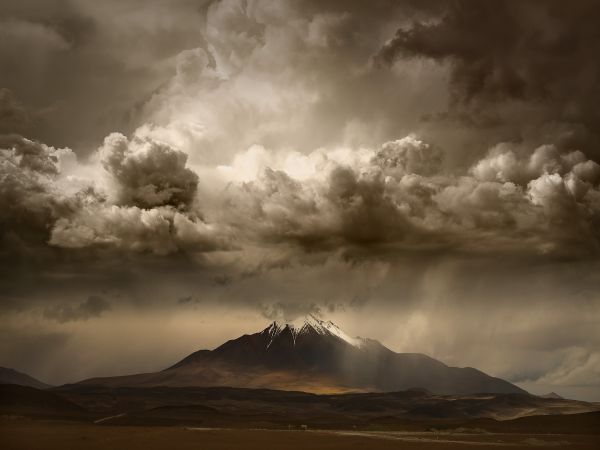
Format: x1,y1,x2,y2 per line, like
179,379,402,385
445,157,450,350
0,367,52,389
541,392,564,399
0,384,86,419
74,314,526,395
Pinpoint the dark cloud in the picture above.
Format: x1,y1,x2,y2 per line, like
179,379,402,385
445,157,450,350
99,132,199,209
380,1,599,103
0,88,32,135
43,294,110,323
178,295,194,304
0,0,206,149
212,274,232,287
0,135,67,253
378,0,600,157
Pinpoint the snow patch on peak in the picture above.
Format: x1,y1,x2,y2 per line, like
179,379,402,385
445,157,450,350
265,314,364,348
265,322,283,349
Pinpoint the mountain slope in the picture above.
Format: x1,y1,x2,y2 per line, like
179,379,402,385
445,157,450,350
75,315,526,395
52,385,600,425
0,384,86,419
0,367,52,389
541,392,564,399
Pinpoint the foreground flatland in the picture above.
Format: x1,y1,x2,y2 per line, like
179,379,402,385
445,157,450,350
1,420,599,450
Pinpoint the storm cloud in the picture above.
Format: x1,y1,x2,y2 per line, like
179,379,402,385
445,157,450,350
378,0,600,157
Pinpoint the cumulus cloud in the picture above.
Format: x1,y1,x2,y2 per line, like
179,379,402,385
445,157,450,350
471,144,600,186
219,145,416,251
0,135,76,251
38,130,227,255
374,135,442,177
13,126,593,261
50,204,225,255
99,132,199,209
211,136,600,258
0,128,220,258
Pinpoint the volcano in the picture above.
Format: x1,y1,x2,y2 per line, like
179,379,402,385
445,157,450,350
76,314,526,395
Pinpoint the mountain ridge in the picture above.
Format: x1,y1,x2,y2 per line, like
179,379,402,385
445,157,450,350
75,314,527,395
0,366,52,390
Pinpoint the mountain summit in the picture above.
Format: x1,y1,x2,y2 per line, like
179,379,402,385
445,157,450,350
266,314,365,348
76,315,526,395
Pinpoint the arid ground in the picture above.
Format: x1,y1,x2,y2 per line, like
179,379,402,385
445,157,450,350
2,383,600,449
2,419,600,450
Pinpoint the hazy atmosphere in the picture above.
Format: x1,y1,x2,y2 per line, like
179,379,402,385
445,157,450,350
1,0,599,402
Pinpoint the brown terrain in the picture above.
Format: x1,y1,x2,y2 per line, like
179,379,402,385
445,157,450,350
1,383,600,449
0,368,51,390
2,419,600,450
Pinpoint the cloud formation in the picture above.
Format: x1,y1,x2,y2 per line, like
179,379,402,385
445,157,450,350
378,0,600,158
1,0,599,400
99,132,199,209
0,88,31,135
44,295,110,323
0,134,75,254
50,204,224,255
214,136,600,258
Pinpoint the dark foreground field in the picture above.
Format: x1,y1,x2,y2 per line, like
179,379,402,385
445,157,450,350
2,384,600,449
2,420,600,450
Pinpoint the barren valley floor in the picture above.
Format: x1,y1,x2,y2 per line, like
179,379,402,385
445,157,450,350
2,420,600,450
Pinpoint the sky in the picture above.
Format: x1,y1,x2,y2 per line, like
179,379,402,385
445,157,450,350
1,0,599,401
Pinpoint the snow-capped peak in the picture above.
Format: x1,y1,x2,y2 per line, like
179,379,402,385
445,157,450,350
265,314,364,348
